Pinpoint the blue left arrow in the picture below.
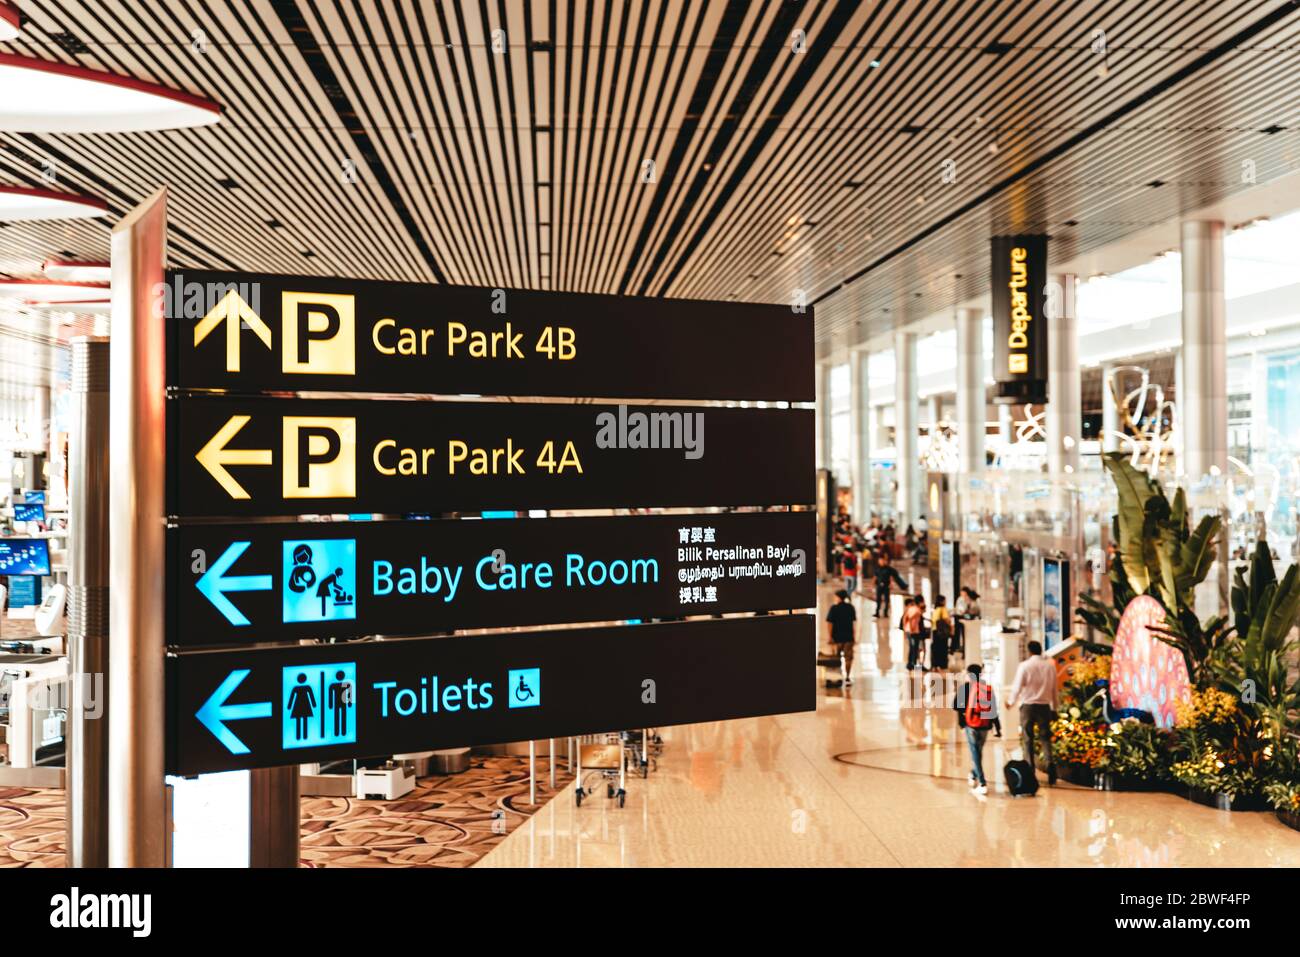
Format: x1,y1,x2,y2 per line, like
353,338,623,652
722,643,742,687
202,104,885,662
196,541,273,626
196,669,272,755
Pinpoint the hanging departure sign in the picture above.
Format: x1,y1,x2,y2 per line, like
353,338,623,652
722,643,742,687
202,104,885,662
990,235,1049,405
166,614,815,775
167,511,815,647
164,270,814,402
167,396,812,517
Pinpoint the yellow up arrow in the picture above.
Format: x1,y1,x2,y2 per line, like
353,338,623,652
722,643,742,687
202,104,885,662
193,290,273,373
195,415,273,499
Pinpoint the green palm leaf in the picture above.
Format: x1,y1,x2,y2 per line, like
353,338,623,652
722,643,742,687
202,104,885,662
1103,453,1155,593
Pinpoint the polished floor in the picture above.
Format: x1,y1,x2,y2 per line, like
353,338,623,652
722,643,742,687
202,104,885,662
477,590,1300,868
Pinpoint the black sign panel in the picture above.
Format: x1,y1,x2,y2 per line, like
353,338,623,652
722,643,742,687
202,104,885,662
168,511,815,648
164,270,813,402
165,614,814,775
990,234,1049,405
168,396,812,517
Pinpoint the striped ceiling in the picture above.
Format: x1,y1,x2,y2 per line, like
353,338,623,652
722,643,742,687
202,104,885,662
1,0,1299,371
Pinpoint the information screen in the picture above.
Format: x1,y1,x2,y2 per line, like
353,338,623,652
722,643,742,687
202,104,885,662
13,504,45,522
21,491,45,505
0,539,51,576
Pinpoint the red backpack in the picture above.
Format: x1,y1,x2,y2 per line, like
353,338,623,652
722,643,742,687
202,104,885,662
965,680,994,729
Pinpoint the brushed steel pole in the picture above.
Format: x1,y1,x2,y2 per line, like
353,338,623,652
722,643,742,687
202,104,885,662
66,336,111,867
108,187,168,867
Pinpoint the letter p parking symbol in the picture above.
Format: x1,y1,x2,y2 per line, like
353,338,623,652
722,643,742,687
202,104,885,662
283,416,356,499
282,291,355,375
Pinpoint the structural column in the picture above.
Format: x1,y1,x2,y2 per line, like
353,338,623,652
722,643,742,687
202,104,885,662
1101,363,1120,452
1180,221,1228,481
894,330,919,524
33,378,50,479
848,348,870,517
956,307,984,473
1046,274,1080,474
815,361,832,471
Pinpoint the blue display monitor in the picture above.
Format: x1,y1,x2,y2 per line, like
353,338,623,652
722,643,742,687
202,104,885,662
21,491,45,505
0,539,51,576
13,503,45,523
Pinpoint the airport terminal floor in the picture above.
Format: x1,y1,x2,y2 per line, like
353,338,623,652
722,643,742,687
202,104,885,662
477,587,1300,869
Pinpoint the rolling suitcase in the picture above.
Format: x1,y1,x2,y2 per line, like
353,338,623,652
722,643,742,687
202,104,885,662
1004,759,1039,796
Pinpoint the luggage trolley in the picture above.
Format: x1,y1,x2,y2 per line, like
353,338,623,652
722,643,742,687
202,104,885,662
574,737,627,807
620,728,662,778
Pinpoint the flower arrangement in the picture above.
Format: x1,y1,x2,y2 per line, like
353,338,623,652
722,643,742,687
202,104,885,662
1051,710,1110,769
1171,747,1266,799
1175,688,1238,729
1065,460,1300,809
1069,655,1110,686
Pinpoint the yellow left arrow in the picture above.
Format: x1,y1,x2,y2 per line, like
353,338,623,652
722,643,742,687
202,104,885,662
193,290,273,373
196,415,273,500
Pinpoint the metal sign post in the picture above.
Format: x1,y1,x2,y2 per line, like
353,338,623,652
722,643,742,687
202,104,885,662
66,336,110,867
108,188,168,867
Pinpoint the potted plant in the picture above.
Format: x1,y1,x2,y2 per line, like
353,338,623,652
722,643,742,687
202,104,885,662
1096,717,1176,790
1170,544,1300,810
1170,687,1271,809
1264,733,1300,830
1050,657,1111,787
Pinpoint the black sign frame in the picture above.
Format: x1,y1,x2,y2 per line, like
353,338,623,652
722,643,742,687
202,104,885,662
164,270,813,402
167,396,812,517
165,614,814,775
990,234,1049,405
167,511,814,648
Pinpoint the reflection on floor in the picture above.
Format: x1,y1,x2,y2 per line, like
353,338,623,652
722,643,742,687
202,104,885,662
477,590,1300,868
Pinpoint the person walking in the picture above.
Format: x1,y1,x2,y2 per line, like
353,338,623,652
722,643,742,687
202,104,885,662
903,594,927,671
930,594,952,672
825,589,858,686
955,663,999,794
842,547,859,598
1007,640,1059,785
872,552,908,619
953,586,981,659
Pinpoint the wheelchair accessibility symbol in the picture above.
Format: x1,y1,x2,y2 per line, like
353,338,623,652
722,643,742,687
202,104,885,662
508,668,540,709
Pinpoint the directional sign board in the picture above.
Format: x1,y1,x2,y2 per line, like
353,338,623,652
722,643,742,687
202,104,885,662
166,614,814,775
168,396,812,517
168,511,815,647
165,270,814,401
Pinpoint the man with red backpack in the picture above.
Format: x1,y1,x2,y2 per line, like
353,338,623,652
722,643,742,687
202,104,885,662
954,663,1001,794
